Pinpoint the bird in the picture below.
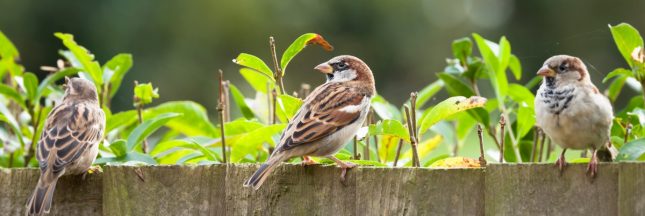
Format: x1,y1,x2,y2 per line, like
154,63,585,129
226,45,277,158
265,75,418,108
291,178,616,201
244,55,376,190
534,55,613,178
26,77,105,215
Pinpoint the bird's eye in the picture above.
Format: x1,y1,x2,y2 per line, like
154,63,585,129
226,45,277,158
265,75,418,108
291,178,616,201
336,62,348,70
558,63,567,72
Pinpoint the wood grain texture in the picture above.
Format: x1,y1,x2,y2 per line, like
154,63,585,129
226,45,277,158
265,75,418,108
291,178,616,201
485,163,619,216
618,162,645,216
0,168,102,216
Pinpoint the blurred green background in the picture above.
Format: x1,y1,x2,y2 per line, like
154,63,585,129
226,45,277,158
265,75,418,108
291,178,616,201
1,0,644,113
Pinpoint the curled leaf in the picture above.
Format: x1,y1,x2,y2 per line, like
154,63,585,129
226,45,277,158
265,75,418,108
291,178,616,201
419,96,487,136
280,33,334,74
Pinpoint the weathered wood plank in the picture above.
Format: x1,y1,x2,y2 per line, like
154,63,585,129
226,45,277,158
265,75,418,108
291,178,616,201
485,163,619,216
102,165,226,216
0,168,102,216
619,162,645,216
355,167,484,215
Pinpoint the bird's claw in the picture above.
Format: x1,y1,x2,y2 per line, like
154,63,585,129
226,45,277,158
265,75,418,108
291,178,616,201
83,165,103,180
338,162,357,185
587,153,598,178
555,156,567,176
301,156,318,166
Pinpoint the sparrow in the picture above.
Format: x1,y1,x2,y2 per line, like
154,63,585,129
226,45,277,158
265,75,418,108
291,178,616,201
534,55,613,178
26,77,105,215
244,55,376,190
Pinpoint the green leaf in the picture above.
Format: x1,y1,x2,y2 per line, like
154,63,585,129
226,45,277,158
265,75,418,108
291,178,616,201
607,74,628,102
371,94,402,121
616,138,645,161
0,84,25,109
603,68,632,83
280,33,334,74
106,110,137,132
516,105,535,138
230,124,286,162
54,33,103,85
151,139,218,162
0,113,25,147
507,84,535,108
228,83,255,119
452,37,473,61
103,54,133,97
22,72,38,102
369,119,409,142
276,94,303,123
415,80,444,108
222,119,264,136
145,101,218,137
133,82,159,106
419,96,487,136
240,68,274,93
126,113,182,151
473,34,509,102
437,73,474,97
0,31,19,59
95,152,158,165
509,54,522,80
233,53,274,79
609,23,644,68
35,68,80,102
108,140,127,157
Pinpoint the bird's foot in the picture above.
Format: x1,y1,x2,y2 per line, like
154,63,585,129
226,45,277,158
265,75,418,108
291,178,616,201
83,165,103,180
587,151,598,178
554,155,567,176
301,156,318,166
338,161,357,184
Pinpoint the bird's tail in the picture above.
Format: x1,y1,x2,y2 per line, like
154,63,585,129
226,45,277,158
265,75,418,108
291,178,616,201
25,176,58,216
243,152,287,190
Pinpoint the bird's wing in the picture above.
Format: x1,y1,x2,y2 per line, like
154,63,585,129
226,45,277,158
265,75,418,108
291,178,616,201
36,102,104,176
277,83,368,151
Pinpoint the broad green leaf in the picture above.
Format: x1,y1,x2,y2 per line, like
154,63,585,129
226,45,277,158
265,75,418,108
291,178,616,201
0,31,18,59
452,37,473,61
607,74,628,102
233,53,274,79
609,23,644,68
126,113,182,151
240,68,274,93
524,76,542,90
95,152,157,165
108,140,127,157
230,123,285,162
516,105,535,138
437,73,474,97
416,80,444,108
22,72,38,102
616,138,645,161
280,33,334,74
222,118,265,136
509,54,522,80
133,82,159,106
473,33,509,102
276,94,303,123
603,68,632,83
151,139,218,162
106,110,137,132
507,84,535,108
419,96,487,135
54,33,103,85
423,154,450,167
228,83,255,119
371,94,402,121
369,119,409,142
103,54,133,97
34,68,80,101
145,101,218,137
0,84,25,109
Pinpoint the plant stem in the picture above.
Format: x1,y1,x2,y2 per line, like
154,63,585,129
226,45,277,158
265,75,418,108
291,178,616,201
477,124,486,167
404,105,420,167
625,123,632,144
269,36,285,95
24,107,44,166
353,136,358,160
498,115,506,163
218,70,227,163
393,139,403,167
134,80,148,153
271,89,277,124
530,127,539,162
544,138,552,161
371,109,380,162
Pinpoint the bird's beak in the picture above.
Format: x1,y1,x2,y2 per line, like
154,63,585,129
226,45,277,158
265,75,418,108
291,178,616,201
314,63,333,74
537,66,555,77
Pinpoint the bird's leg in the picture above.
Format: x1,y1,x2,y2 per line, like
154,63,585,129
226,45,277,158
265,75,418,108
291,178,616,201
301,156,318,166
327,156,357,183
587,148,598,178
555,148,567,175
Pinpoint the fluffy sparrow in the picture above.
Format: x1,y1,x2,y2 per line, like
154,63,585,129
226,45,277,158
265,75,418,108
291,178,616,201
244,55,376,190
26,77,105,215
534,55,613,177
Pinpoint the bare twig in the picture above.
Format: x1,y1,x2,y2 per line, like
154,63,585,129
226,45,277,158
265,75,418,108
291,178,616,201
545,138,553,161
537,131,546,162
223,81,230,122
393,139,404,166
625,123,633,144
271,89,277,124
299,83,311,99
269,36,285,95
530,127,540,162
498,115,506,163
477,124,486,167
404,105,420,167
218,70,227,163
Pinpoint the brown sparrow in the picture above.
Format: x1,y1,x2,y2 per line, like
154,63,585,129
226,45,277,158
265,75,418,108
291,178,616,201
244,55,376,190
26,77,105,215
534,55,613,177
